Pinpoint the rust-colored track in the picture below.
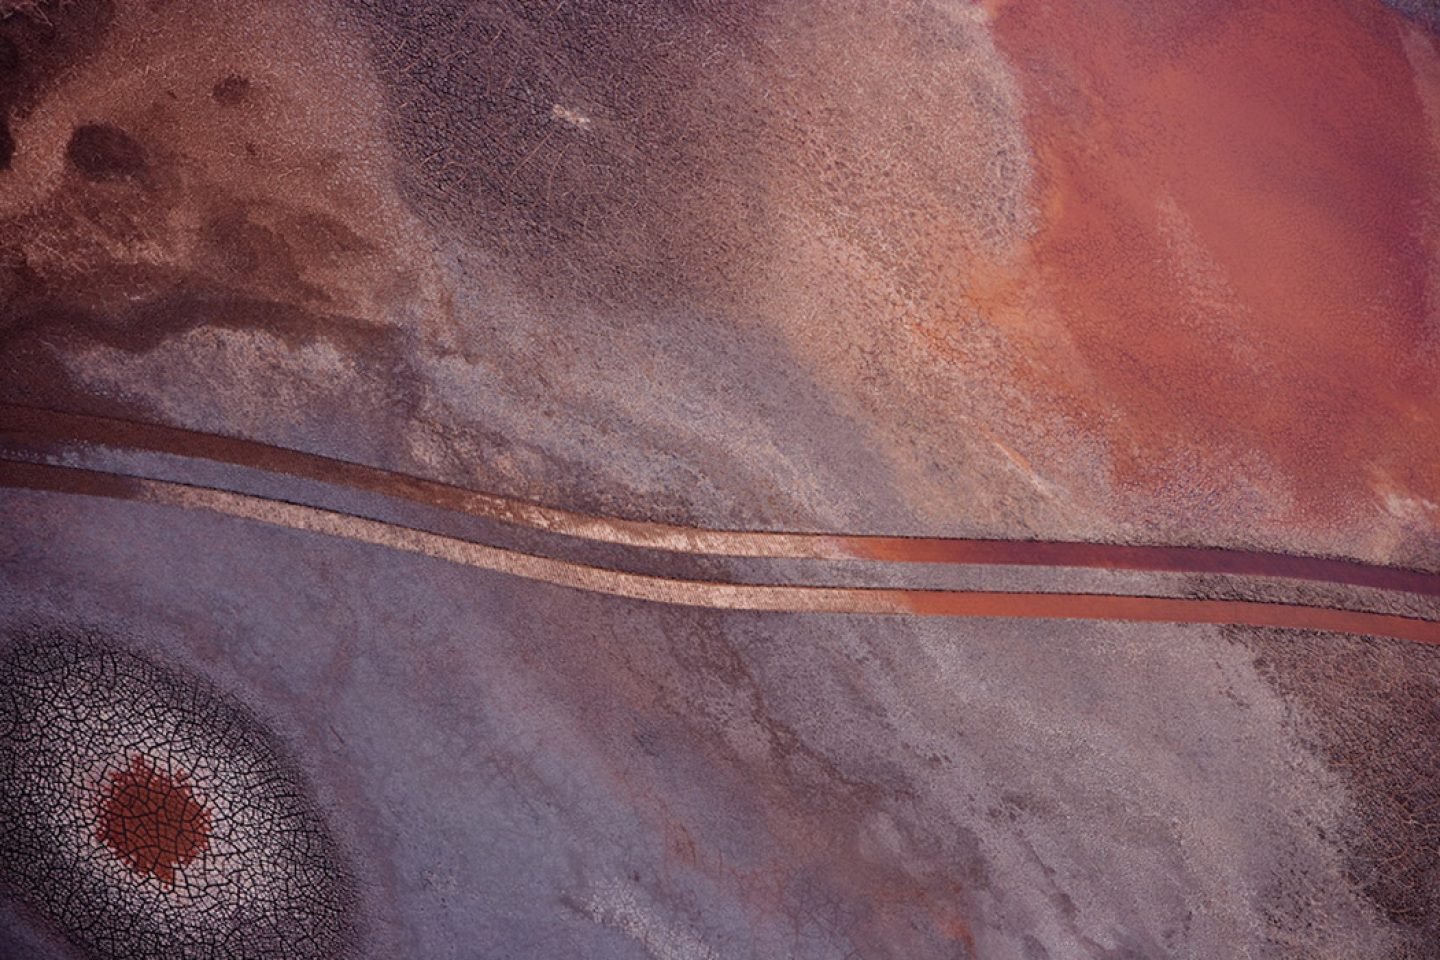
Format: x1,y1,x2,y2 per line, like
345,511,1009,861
1,411,1438,645
3,403,1439,598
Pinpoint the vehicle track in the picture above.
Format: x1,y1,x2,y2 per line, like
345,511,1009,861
4,403,1439,595
1,409,1437,644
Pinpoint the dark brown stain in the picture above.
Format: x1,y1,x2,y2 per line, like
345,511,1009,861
0,34,17,76
0,269,414,435
210,74,250,106
2,286,392,359
1236,627,1440,949
196,209,326,300
199,211,265,275
0,36,14,170
0,0,115,122
282,210,377,263
65,123,147,182
0,0,424,441
0,103,413,420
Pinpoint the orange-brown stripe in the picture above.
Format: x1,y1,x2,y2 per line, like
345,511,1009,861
3,458,1436,643
3,403,1438,597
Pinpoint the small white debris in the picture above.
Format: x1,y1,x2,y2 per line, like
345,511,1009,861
551,104,592,129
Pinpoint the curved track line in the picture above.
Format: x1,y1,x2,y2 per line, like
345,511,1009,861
3,403,1439,598
3,460,1437,644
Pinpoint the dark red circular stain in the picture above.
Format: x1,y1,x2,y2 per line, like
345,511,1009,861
95,755,211,886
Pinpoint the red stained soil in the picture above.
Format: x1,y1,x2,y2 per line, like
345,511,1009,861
897,590,1440,645
988,0,1440,523
847,535,1440,595
95,754,210,886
